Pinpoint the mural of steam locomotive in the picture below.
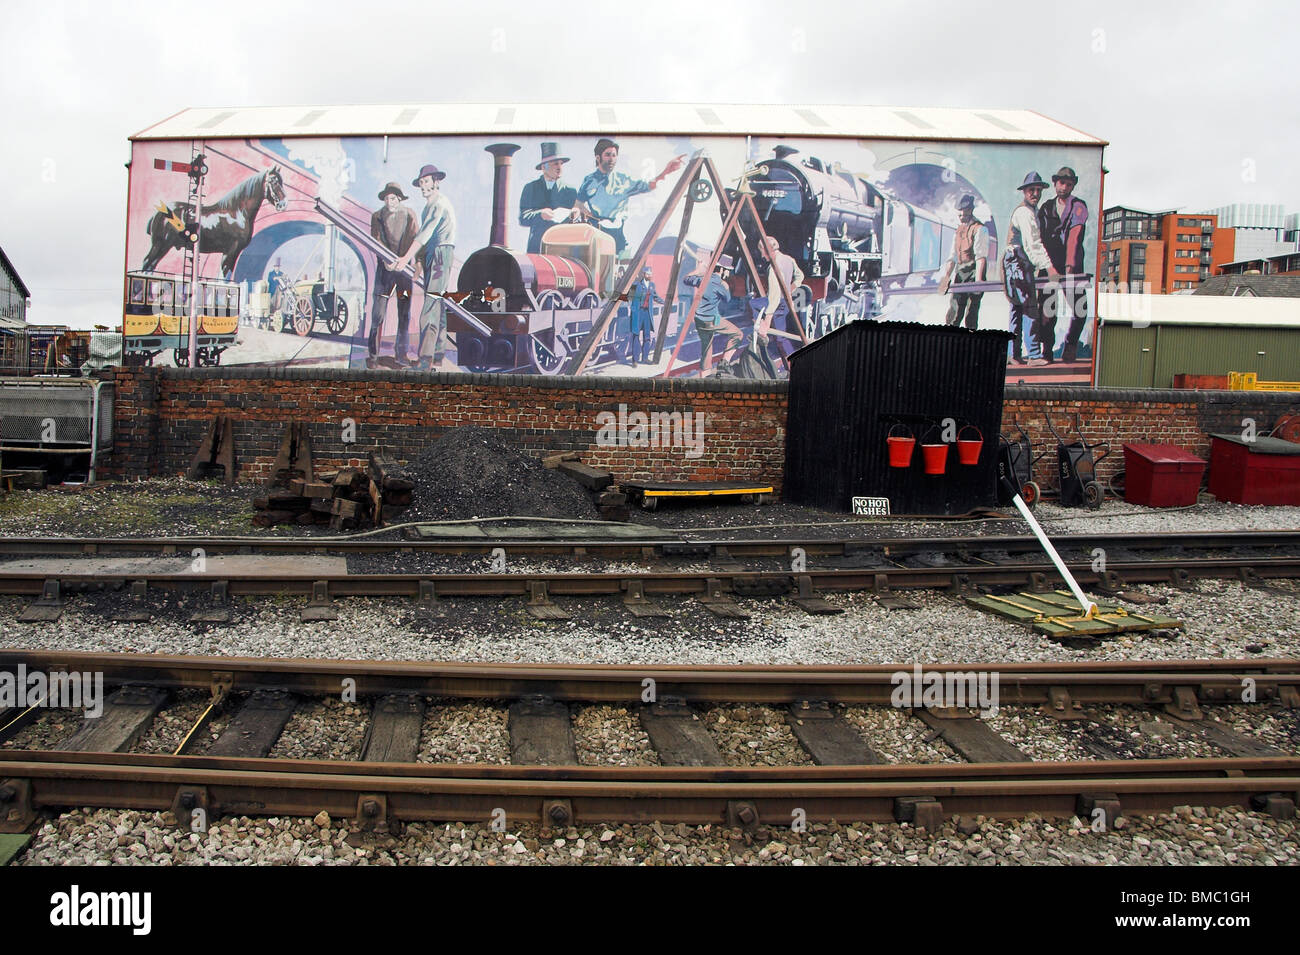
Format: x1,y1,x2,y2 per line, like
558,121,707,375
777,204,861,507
720,146,957,339
444,146,621,374
445,143,966,375
452,223,619,373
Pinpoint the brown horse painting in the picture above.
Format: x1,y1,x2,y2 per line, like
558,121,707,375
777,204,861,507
141,166,287,278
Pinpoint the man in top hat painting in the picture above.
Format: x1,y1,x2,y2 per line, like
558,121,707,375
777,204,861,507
519,143,579,254
390,163,457,371
938,194,989,330
575,138,686,255
1003,171,1060,365
1038,166,1090,363
368,181,419,367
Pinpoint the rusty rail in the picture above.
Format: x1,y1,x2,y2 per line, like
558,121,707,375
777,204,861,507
2,653,1299,830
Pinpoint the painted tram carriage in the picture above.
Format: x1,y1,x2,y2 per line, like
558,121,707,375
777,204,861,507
123,270,240,366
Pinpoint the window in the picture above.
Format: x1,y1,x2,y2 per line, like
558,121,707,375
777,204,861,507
1131,244,1146,262
149,280,173,310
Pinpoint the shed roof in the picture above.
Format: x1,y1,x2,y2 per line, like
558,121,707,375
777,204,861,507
131,103,1107,146
1099,290,1300,328
1194,275,1300,298
0,243,30,300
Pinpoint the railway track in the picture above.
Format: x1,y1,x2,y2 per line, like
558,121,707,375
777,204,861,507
2,653,1298,832
0,529,1294,560
0,530,1296,621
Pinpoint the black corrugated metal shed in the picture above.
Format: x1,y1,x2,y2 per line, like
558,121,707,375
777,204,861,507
785,321,1012,515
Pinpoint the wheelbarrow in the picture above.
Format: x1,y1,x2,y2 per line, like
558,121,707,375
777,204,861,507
1045,412,1110,509
997,418,1047,508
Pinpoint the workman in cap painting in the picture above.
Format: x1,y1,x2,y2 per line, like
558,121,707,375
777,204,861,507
1037,166,1090,362
1003,171,1060,366
390,164,457,371
938,194,989,330
367,182,419,367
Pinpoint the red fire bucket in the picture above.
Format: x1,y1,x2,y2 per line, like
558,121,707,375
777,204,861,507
886,425,915,468
956,425,983,466
921,442,949,475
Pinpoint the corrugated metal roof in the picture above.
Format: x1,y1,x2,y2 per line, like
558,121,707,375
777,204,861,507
1099,291,1300,328
131,103,1106,145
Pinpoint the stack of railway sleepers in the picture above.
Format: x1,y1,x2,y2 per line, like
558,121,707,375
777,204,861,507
252,449,415,530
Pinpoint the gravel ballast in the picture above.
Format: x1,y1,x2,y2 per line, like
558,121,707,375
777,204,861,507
0,476,1294,541
3,478,1299,866
15,806,1297,866
6,580,1299,668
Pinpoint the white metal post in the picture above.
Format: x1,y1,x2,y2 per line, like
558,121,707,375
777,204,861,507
1010,492,1098,618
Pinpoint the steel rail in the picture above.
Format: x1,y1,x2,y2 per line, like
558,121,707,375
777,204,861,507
3,655,1297,827
2,651,1298,705
0,555,1296,599
0,529,1295,559
3,751,1297,826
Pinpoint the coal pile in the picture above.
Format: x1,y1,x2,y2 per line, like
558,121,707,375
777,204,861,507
400,427,598,522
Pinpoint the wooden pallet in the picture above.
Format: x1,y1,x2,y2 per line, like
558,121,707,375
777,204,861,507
967,589,1183,638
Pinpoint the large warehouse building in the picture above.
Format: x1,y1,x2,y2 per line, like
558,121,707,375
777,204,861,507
1094,291,1300,388
124,103,1105,384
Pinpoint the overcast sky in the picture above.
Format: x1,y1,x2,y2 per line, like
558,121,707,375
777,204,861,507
3,0,1297,327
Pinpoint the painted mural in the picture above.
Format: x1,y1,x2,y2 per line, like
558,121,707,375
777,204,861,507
123,134,1103,382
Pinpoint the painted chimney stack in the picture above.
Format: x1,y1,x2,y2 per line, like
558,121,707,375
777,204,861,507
485,143,521,248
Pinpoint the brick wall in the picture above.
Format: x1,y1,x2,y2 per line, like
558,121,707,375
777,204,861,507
102,367,1298,493
103,367,788,488
1001,385,1299,488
